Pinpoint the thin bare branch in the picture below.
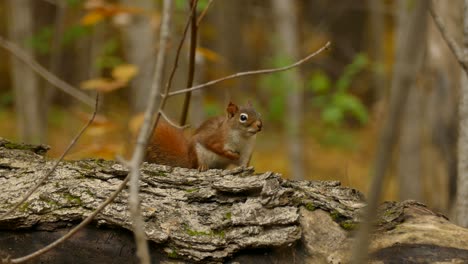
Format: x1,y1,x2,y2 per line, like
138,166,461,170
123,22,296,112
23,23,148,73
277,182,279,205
161,0,198,111
168,41,331,97
0,36,96,107
126,1,173,263
429,1,468,75
160,110,190,129
179,0,199,125
197,0,214,26
0,93,99,221
11,174,130,264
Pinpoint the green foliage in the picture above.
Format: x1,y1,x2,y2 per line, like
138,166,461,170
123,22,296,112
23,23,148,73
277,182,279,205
95,38,123,69
0,91,13,108
65,0,82,8
204,101,222,117
309,53,369,127
27,26,53,55
49,107,68,128
259,55,293,122
62,25,92,46
175,0,211,11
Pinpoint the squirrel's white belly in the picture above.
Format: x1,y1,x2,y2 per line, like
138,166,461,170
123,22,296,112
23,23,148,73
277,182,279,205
195,143,232,169
195,133,257,169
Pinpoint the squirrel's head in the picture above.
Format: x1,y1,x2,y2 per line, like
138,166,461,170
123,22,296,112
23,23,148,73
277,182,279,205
226,101,262,136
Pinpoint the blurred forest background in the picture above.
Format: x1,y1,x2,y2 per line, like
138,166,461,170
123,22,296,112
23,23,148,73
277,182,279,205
0,0,465,220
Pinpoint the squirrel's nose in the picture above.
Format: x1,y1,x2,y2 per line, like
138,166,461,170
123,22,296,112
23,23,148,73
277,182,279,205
255,120,262,131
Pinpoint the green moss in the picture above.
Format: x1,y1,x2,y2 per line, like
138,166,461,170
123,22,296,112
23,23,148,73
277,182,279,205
213,230,226,239
167,249,179,259
85,189,94,197
340,221,357,230
186,228,212,236
144,170,167,177
225,212,232,220
330,210,342,221
19,202,30,212
184,224,226,238
39,196,59,207
185,188,198,193
64,193,82,205
327,210,358,231
304,203,316,211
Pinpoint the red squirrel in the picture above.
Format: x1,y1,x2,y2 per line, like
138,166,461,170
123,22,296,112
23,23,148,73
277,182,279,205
145,102,262,171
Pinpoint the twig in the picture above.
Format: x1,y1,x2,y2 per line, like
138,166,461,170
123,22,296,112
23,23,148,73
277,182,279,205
126,1,173,263
160,0,198,112
151,1,198,140
179,0,199,125
11,173,131,263
0,36,96,107
0,93,99,221
160,110,190,129
168,41,331,97
429,2,468,75
197,0,214,26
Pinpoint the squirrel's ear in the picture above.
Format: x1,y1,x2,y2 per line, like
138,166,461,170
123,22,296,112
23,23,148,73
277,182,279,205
227,102,239,118
246,100,253,108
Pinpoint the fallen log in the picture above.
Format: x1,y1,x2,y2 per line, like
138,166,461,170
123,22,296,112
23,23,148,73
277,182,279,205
0,138,467,263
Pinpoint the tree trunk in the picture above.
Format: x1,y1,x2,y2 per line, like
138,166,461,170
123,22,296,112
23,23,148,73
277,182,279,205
399,87,423,201
7,0,45,144
396,0,428,202
0,138,467,263
368,0,386,102
120,0,156,113
272,0,305,180
455,0,468,228
424,0,461,214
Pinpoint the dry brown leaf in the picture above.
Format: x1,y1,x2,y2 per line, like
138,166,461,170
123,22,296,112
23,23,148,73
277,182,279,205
112,64,139,82
80,78,126,92
129,113,145,136
81,10,105,26
196,47,222,62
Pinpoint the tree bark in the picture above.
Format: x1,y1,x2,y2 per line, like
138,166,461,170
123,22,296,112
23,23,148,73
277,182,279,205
272,0,305,180
456,0,468,228
7,0,45,144
425,0,461,214
396,0,428,202
0,138,467,263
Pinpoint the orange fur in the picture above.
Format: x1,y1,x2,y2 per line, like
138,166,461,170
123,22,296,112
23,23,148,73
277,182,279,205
145,120,194,168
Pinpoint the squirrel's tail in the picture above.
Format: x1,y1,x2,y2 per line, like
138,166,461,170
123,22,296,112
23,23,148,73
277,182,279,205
146,119,193,168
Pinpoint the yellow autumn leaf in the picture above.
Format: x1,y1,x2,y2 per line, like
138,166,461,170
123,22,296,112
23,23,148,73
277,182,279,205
129,113,145,137
112,64,139,82
80,78,126,92
81,10,105,26
196,47,222,63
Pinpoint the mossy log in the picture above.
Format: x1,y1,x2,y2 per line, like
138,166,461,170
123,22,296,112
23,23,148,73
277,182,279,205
0,138,467,263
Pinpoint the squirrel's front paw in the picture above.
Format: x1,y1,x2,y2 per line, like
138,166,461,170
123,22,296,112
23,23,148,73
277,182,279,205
225,150,240,160
198,164,209,172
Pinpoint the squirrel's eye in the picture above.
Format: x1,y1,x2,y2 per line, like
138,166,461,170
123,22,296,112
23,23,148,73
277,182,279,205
239,113,248,123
